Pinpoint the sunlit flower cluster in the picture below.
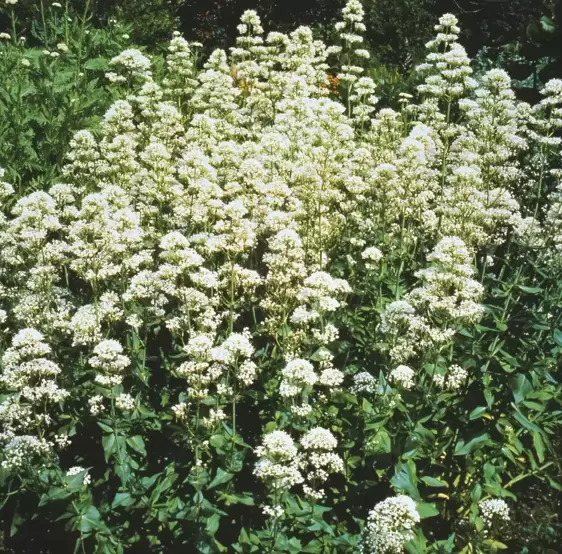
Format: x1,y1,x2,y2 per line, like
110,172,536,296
362,495,420,554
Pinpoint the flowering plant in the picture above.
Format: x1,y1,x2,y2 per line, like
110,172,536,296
0,2,561,552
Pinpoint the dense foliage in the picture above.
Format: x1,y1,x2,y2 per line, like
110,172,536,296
0,0,133,189
0,1,561,553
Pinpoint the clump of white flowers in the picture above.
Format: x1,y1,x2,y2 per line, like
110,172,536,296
351,371,377,394
89,340,130,386
479,498,510,531
299,427,344,499
362,495,420,554
433,364,468,391
389,365,415,390
254,431,304,489
0,329,68,460
66,466,92,486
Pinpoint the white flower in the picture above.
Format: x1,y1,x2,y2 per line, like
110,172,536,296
361,246,383,263
479,498,510,529
115,393,135,411
389,365,415,390
363,495,420,554
90,340,130,386
88,395,105,416
434,364,468,391
352,372,376,394
301,427,338,451
254,431,304,489
279,359,317,397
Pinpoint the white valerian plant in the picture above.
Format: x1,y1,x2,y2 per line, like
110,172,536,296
0,1,560,551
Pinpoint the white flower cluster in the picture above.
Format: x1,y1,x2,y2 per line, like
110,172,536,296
479,498,510,531
299,427,344,500
0,329,69,465
433,364,468,391
107,49,152,83
255,428,343,501
381,237,483,362
351,371,377,394
254,430,304,490
89,339,130,387
362,495,420,554
389,365,415,390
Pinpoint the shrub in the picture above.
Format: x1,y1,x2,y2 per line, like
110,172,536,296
0,1,561,552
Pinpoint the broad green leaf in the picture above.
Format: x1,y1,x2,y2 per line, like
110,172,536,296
415,502,439,518
454,433,490,456
208,468,234,489
126,435,146,456
421,476,446,488
111,492,135,509
469,406,487,420
78,505,102,533
391,461,420,500
510,374,533,404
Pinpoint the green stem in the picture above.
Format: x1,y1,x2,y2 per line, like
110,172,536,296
10,9,17,46
40,0,48,47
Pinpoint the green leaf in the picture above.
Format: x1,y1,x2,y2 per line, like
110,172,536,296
421,476,446,488
205,513,220,536
554,328,562,347
391,461,420,500
454,433,490,456
102,433,116,462
368,428,391,454
517,285,542,294
221,492,255,506
532,432,545,463
97,421,113,433
111,492,135,509
469,406,487,420
78,505,102,534
208,468,234,489
210,434,225,448
513,409,543,435
83,57,109,70
126,435,146,456
415,502,440,518
510,374,533,404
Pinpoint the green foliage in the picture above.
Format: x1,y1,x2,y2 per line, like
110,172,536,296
0,2,136,189
363,0,436,71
